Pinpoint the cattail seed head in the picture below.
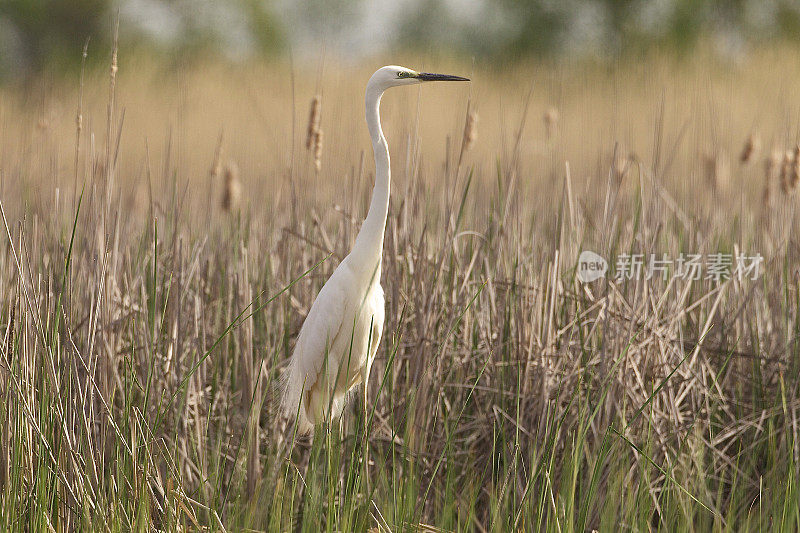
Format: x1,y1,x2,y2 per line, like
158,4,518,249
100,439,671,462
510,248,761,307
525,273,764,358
221,161,241,212
703,152,729,192
544,107,559,138
791,145,800,192
740,133,760,164
612,147,630,184
306,95,321,150
780,149,796,194
463,110,478,152
313,130,323,172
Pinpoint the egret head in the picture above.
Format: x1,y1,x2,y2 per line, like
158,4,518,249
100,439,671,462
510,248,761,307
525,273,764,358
369,65,470,92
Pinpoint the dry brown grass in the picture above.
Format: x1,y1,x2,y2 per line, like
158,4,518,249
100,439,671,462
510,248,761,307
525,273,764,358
1,47,800,530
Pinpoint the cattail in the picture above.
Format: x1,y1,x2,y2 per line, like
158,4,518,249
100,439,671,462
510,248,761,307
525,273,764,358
612,147,630,184
780,149,796,194
791,145,800,192
305,95,321,150
313,130,323,172
763,148,781,207
94,160,106,182
740,133,760,164
305,95,323,172
462,110,478,152
703,151,729,192
544,107,559,138
110,40,118,77
221,161,241,211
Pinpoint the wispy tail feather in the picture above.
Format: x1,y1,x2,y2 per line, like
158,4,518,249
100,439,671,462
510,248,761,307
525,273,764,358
282,359,314,434
282,359,347,435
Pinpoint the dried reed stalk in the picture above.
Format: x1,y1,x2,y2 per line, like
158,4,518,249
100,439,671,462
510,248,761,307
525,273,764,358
104,17,119,206
210,132,224,182
763,148,781,207
73,39,89,208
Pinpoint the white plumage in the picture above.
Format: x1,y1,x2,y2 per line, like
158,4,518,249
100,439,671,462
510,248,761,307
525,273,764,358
283,65,469,434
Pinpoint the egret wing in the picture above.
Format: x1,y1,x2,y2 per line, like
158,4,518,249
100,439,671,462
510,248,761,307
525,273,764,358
283,269,352,423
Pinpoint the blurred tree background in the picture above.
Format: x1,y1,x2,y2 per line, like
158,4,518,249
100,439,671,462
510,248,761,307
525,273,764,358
2,0,800,78
0,0,109,74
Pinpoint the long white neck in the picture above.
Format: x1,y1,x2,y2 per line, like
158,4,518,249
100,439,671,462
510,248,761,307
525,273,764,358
349,82,389,280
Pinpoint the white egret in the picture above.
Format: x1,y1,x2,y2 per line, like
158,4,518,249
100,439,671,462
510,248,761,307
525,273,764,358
283,66,470,434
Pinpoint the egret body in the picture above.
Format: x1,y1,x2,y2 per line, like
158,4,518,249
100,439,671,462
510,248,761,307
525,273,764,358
283,66,469,434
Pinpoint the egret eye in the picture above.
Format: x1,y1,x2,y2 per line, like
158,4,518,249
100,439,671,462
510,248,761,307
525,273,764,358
398,71,407,78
